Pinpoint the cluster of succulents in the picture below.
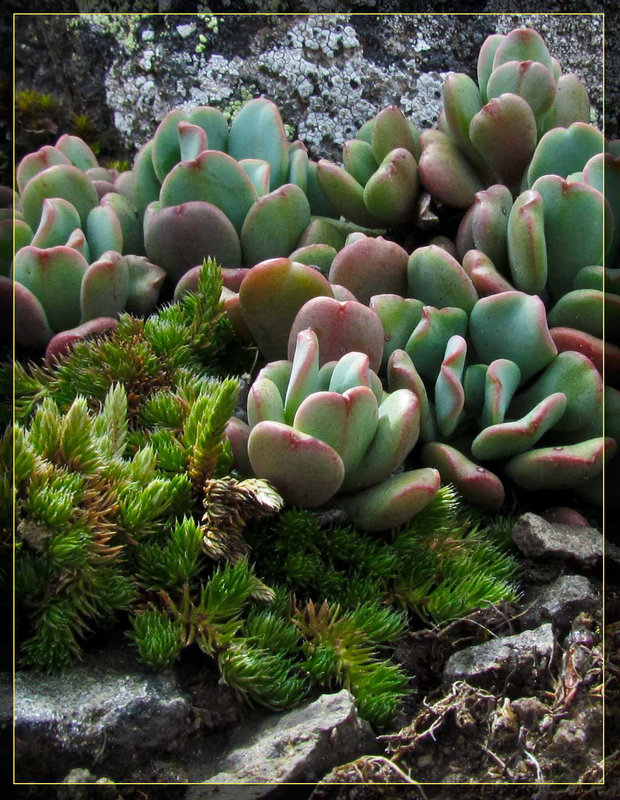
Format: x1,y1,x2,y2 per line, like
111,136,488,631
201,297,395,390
211,28,616,520
7,133,165,355
420,27,595,206
9,24,615,520
10,23,614,726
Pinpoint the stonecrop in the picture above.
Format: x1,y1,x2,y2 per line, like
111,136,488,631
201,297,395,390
9,24,616,525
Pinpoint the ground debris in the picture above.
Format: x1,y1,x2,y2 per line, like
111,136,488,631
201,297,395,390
314,614,605,791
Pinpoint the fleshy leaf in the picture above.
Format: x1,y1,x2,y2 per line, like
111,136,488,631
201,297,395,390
421,441,505,511
469,292,557,382
504,437,615,490
248,421,345,507
333,469,440,532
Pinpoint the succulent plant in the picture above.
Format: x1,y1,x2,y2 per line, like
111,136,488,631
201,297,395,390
11,135,165,352
11,26,612,524
315,105,421,228
419,27,594,207
226,328,440,530
131,98,360,283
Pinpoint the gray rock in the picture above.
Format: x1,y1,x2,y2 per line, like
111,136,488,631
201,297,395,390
186,690,377,796
14,638,193,782
519,574,600,634
443,623,555,690
512,513,611,571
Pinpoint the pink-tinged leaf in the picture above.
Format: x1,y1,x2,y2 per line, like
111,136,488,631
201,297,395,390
21,164,100,230
333,468,441,531
288,140,309,193
224,417,253,477
527,123,604,187
540,75,591,134
548,289,613,340
188,106,229,152
492,28,553,72
469,291,557,383
228,98,289,190
288,296,384,372
370,294,424,369
344,389,420,492
462,249,515,296
442,73,489,174
247,377,286,427
481,358,521,427
549,327,619,385
387,348,437,442
9,278,54,348
13,245,89,332
509,351,603,433
239,257,333,361
468,184,513,274
329,236,409,305
363,147,419,225
371,105,420,162
150,108,188,181
472,392,567,460
486,60,557,122
343,139,379,187
327,351,375,397
284,328,322,423
316,159,382,227
80,251,130,323
477,34,505,102
288,243,337,276
220,287,253,342
421,441,505,511
408,245,478,313
293,385,379,474
469,93,538,190
17,145,71,195
418,130,484,209
45,317,118,362
504,437,616,491
133,142,161,219
122,255,166,316
30,197,81,250
506,189,547,294
159,150,258,233
434,335,467,437
531,175,605,299
405,305,469,383
56,134,99,171
101,191,144,256
145,201,242,283
239,158,271,197
240,183,311,266
248,421,345,507
178,121,208,162
86,202,124,261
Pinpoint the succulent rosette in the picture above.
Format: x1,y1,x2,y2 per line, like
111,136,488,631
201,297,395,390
226,328,440,531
